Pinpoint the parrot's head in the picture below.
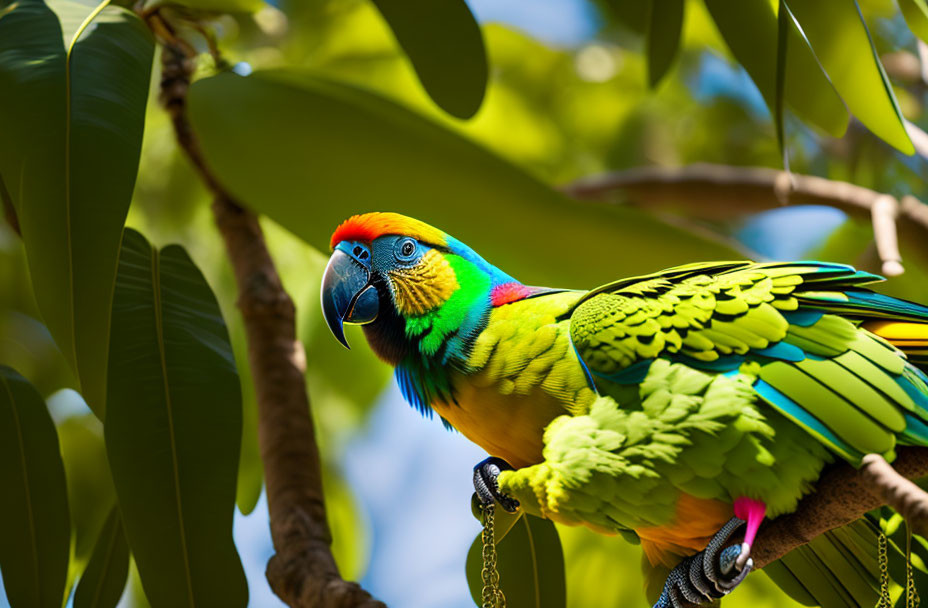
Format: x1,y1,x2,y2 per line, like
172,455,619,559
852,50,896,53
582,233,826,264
321,212,524,364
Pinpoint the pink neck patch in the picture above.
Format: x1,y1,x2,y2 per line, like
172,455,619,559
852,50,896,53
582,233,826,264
491,283,534,306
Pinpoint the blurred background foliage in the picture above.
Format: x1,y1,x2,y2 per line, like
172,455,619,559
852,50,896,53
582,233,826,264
2,0,928,606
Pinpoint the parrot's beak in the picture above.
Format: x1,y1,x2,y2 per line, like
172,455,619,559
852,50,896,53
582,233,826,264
321,248,379,349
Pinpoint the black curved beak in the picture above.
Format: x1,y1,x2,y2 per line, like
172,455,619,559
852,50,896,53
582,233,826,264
321,249,379,349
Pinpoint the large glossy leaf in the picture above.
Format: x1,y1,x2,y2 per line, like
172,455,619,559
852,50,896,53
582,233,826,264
465,513,566,608
0,366,70,608
105,229,247,608
0,0,154,416
646,0,684,88
785,0,914,154
371,0,487,119
703,0,848,137
188,70,742,290
899,0,928,44
73,506,129,608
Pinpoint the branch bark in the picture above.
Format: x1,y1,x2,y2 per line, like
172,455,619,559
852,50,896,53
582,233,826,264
753,448,928,568
157,39,385,608
564,163,928,277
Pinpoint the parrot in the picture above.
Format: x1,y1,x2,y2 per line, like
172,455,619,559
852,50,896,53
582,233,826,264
320,211,928,607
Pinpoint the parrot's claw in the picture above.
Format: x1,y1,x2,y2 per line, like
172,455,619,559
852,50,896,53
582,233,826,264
473,457,520,513
652,517,754,608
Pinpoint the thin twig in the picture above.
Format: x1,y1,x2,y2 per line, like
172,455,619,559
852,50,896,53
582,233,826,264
564,163,928,277
158,40,384,608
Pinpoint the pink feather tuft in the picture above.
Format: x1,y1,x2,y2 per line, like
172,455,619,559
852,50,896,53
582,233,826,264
734,497,767,547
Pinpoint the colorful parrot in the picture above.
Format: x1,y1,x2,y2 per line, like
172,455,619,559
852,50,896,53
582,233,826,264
321,212,928,607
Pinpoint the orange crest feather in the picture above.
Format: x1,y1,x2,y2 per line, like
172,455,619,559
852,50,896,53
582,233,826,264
330,212,447,249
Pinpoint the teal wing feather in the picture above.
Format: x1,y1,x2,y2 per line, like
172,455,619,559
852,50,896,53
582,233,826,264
568,261,928,464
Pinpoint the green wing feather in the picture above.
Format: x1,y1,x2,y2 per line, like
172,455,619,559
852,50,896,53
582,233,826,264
568,261,928,464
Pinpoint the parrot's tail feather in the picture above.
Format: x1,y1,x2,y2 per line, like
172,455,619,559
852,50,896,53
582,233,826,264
764,514,928,608
865,320,928,369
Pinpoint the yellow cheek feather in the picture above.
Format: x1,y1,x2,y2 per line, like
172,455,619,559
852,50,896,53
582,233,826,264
389,249,459,315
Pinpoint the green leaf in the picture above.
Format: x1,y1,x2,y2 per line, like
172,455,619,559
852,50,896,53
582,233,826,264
646,0,684,88
0,0,154,416
73,506,130,608
324,466,370,581
371,0,487,119
469,495,522,544
57,413,115,565
899,0,928,44
598,0,650,33
104,229,247,608
230,317,263,515
775,0,789,167
704,0,848,138
0,366,70,608
187,70,743,289
785,0,914,153
141,0,264,14
466,514,566,608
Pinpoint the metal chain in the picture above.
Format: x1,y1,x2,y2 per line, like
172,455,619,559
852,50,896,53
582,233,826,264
907,525,921,608
879,530,893,608
481,504,507,608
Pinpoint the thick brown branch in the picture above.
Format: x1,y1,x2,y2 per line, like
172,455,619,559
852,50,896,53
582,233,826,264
158,41,384,608
752,447,928,568
564,163,928,277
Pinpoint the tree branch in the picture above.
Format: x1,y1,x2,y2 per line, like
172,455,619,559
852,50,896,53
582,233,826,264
157,38,384,608
564,163,928,277
752,447,928,568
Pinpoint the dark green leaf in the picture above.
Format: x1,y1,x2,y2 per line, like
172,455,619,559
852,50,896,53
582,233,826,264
598,0,650,33
105,229,247,608
466,514,566,608
703,0,848,137
0,0,154,416
187,71,743,289
73,506,129,608
371,0,487,119
785,0,914,153
0,366,70,608
899,0,928,45
646,0,684,88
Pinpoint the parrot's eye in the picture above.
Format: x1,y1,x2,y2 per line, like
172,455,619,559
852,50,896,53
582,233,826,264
394,238,418,262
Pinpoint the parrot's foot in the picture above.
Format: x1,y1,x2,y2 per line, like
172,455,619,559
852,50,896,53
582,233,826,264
473,457,520,513
652,517,753,608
